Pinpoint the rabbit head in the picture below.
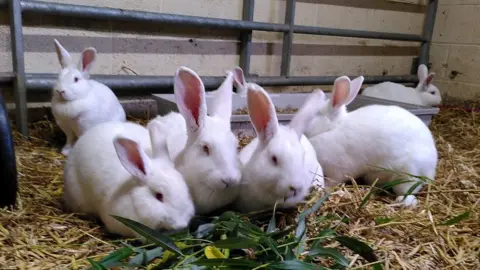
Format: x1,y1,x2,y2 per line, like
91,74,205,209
307,76,364,135
53,39,97,101
416,64,442,106
113,122,195,230
173,66,242,214
241,83,323,206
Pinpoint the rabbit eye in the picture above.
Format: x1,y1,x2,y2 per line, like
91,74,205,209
74,77,79,83
429,91,435,95
203,145,210,156
155,192,163,202
271,155,278,166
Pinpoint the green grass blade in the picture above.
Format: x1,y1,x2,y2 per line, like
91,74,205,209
213,237,258,249
375,217,394,225
335,236,377,263
128,247,164,266
359,187,376,209
195,223,216,238
308,247,349,267
268,260,327,269
267,214,276,234
94,246,133,268
87,258,107,270
299,193,331,219
111,215,183,256
439,210,471,226
192,258,261,268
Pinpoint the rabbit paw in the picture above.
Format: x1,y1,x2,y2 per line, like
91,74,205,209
61,145,72,156
395,195,418,208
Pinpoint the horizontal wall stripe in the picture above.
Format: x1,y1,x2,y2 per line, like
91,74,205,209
297,0,426,13
23,35,419,56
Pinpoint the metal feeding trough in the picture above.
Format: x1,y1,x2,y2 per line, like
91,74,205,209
152,92,440,138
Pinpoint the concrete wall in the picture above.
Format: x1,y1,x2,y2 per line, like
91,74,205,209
429,0,480,101
0,0,430,118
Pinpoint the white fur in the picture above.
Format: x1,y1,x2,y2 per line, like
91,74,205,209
63,121,195,238
306,75,438,208
51,39,126,156
148,66,242,215
361,64,442,107
235,83,324,213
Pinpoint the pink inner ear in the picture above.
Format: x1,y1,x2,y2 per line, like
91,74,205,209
234,68,245,85
332,79,350,108
118,139,146,174
248,90,271,137
179,71,202,126
425,74,434,85
55,45,63,63
82,50,95,71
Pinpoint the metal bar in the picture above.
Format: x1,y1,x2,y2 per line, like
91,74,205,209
0,72,15,83
239,0,254,75
280,0,295,77
21,0,289,32
20,0,425,42
9,0,28,136
294,25,425,42
419,0,439,66
25,73,417,92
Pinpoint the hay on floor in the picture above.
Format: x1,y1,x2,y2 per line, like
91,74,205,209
0,108,479,269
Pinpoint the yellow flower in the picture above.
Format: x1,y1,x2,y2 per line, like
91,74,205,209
204,246,226,259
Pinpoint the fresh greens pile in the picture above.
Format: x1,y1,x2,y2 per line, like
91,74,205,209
87,193,383,269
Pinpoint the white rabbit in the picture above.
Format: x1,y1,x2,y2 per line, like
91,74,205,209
361,64,442,107
234,83,324,213
147,66,242,215
51,39,126,156
306,75,438,208
63,121,195,238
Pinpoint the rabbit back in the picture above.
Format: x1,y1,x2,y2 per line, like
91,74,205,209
361,82,424,106
148,112,187,162
311,105,437,187
63,122,151,231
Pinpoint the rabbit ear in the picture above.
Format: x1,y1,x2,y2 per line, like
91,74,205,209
79,47,97,75
174,66,207,133
113,137,151,184
147,120,171,161
210,71,233,121
53,39,72,69
343,75,364,106
289,90,326,139
425,73,435,86
418,72,435,92
233,66,246,93
417,64,429,81
247,83,278,144
331,76,352,109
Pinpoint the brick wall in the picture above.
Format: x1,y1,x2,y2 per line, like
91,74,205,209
429,0,480,101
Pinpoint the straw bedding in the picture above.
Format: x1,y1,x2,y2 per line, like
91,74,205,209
0,107,479,269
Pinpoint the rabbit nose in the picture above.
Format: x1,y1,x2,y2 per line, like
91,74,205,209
288,185,303,197
289,186,297,197
221,179,228,187
57,90,65,94
221,176,240,187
